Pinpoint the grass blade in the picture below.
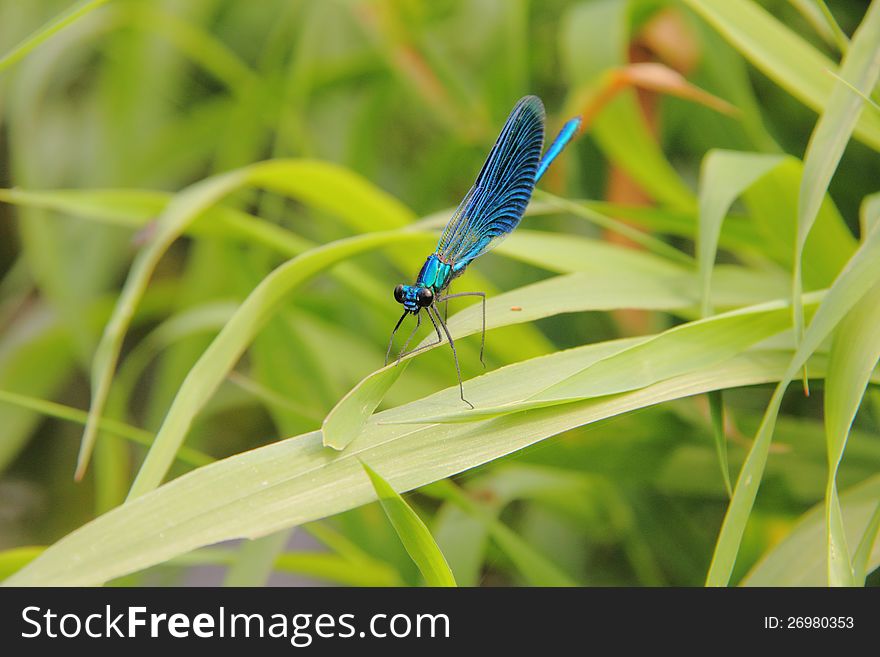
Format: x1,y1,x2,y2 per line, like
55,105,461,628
5,341,832,585
708,390,732,497
407,294,823,424
75,159,416,482
697,150,784,316
127,228,431,499
792,1,880,393
681,0,880,151
323,259,788,448
706,222,880,586
0,388,211,469
0,0,112,74
788,0,849,53
361,462,456,587
823,282,880,585
742,474,880,585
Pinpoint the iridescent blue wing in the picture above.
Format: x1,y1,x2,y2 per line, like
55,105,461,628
436,95,545,268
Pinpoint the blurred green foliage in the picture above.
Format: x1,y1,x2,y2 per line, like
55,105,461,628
0,0,878,586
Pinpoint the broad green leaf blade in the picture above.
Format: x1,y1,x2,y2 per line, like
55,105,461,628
5,344,829,586
0,0,112,74
825,70,880,113
697,150,785,316
408,294,823,424
681,0,880,151
323,267,695,449
742,474,880,586
825,484,854,586
792,1,880,392
323,261,788,449
361,462,456,587
707,222,880,586
534,301,804,402
76,159,418,482
823,282,880,585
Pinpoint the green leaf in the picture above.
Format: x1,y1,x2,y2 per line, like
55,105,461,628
323,257,787,449
4,344,837,586
681,0,880,151
0,308,77,471
0,0,112,74
128,228,431,499
792,1,880,392
0,388,211,469
707,221,880,586
742,474,880,585
361,462,456,587
535,191,694,266
742,158,857,288
323,267,691,449
697,150,785,316
404,294,823,424
0,187,391,310
708,390,732,497
787,0,849,53
75,159,417,483
823,282,880,585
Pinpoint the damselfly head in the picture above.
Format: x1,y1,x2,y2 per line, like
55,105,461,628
393,284,433,313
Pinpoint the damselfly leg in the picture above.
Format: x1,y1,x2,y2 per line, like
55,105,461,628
429,305,474,408
437,291,486,367
384,310,409,366
392,311,443,363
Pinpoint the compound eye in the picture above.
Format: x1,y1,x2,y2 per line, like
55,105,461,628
416,288,434,308
393,284,405,303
